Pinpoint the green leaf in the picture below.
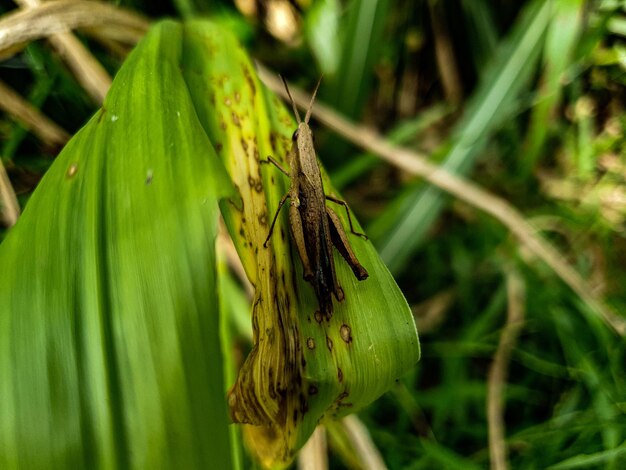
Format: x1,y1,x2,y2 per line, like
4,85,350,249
0,21,235,469
181,20,420,468
0,18,419,469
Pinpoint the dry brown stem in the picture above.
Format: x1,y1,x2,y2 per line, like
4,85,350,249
257,66,626,336
298,426,328,470
487,269,526,470
0,79,70,146
341,415,388,470
0,1,149,62
428,0,462,104
14,0,108,97
0,158,20,227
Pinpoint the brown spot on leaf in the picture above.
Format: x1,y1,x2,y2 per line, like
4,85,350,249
66,163,78,178
340,324,352,344
243,65,256,96
308,385,318,396
336,286,345,302
231,111,240,127
337,367,343,382
299,393,308,413
269,133,277,153
314,311,323,324
326,336,333,352
306,337,315,349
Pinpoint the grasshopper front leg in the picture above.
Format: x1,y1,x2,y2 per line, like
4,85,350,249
262,155,290,177
263,192,290,248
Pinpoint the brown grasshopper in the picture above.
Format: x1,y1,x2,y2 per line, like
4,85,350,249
263,77,368,318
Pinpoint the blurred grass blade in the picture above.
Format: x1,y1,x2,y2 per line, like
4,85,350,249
372,0,552,273
304,0,341,75
181,21,420,468
547,443,626,469
523,0,585,175
419,439,484,470
326,0,389,119
460,0,498,72
0,21,235,469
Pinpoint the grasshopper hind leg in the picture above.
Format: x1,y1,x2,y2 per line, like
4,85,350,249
326,207,369,280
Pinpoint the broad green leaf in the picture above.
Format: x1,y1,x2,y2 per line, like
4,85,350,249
181,20,420,468
0,21,235,469
0,18,419,469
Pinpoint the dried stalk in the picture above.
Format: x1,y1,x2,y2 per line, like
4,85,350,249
298,426,328,470
13,0,113,103
0,79,70,146
0,158,20,227
487,269,525,470
0,0,149,60
341,415,388,470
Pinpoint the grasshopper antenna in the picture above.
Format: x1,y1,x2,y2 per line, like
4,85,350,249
304,75,323,124
280,75,301,124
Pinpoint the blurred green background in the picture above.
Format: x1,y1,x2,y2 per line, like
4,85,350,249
2,0,626,468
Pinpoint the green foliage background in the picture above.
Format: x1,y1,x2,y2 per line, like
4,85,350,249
2,0,626,469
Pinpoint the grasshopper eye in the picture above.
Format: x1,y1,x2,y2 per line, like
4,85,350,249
292,129,299,141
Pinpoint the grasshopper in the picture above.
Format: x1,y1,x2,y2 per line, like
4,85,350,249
263,77,368,318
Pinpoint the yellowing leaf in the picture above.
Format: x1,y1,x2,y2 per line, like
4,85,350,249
181,20,420,468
